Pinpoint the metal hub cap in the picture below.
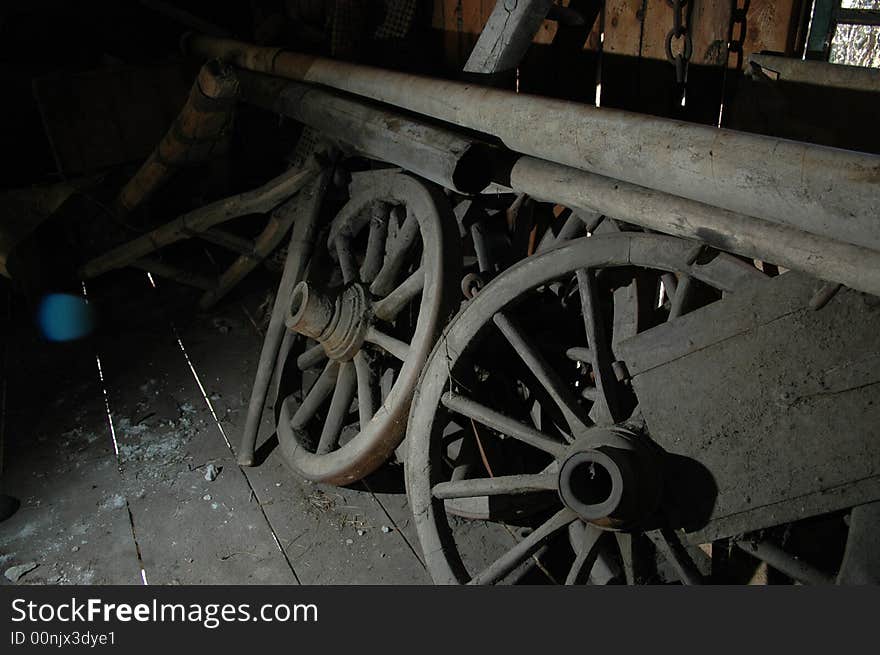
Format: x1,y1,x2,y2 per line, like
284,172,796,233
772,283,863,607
556,428,658,529
286,280,370,361
558,448,627,523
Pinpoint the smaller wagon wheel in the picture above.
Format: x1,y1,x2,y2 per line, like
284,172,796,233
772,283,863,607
276,172,460,484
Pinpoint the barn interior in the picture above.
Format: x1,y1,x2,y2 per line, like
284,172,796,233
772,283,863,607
1,0,879,587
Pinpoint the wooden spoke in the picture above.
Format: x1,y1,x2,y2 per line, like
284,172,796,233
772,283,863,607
441,393,567,458
537,210,587,253
468,508,577,585
591,216,621,235
558,211,592,241
735,539,834,585
316,361,356,455
297,344,327,371
470,221,493,272
614,532,638,585
565,523,605,585
661,273,678,304
432,472,557,500
360,203,389,283
372,266,424,322
494,312,591,435
291,361,339,428
565,346,591,363
580,387,598,401
354,351,379,431
370,211,419,297
646,528,704,586
335,236,358,285
668,274,694,319
365,326,411,362
611,281,639,351
576,268,616,424
380,367,395,403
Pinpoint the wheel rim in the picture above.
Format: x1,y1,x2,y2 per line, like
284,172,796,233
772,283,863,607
277,172,459,484
406,231,769,584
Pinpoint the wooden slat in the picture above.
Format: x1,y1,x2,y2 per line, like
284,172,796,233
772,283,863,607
640,1,677,62
639,0,731,65
436,1,798,69
741,0,798,62
432,0,444,29
603,0,644,57
533,17,561,45
583,0,784,65
692,0,733,66
528,1,602,48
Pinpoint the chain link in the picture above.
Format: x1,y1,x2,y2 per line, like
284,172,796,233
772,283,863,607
665,0,693,85
726,0,750,71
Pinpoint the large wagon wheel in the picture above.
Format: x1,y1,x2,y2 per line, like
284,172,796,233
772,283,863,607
276,172,460,484
406,229,879,584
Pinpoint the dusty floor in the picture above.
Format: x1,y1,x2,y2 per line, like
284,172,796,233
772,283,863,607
0,270,429,585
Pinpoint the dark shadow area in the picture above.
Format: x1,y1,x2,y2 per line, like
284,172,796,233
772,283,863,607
252,432,279,467
659,452,718,533
724,73,880,153
0,495,20,523
350,462,406,495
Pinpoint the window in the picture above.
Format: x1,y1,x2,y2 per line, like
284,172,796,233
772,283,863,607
807,0,880,67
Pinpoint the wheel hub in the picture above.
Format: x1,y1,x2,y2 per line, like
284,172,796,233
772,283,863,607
557,428,662,529
286,281,371,361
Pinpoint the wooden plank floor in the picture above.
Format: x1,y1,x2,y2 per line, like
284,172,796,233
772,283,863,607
0,272,428,585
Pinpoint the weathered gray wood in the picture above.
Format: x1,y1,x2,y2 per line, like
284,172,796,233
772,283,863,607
373,267,424,321
81,165,316,279
736,539,834,585
187,34,880,255
494,311,591,434
239,73,494,194
238,171,330,465
432,472,557,499
623,275,880,543
750,53,880,93
511,157,880,298
646,530,704,585
94,299,299,585
468,508,576,585
836,502,880,584
176,298,430,584
463,0,555,74
199,189,314,309
1,333,142,584
617,272,812,377
441,392,568,458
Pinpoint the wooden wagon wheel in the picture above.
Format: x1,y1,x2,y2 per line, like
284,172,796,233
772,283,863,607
407,227,880,584
275,172,460,484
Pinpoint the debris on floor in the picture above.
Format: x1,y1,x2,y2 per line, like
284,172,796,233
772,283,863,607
5,561,39,582
100,494,127,510
204,463,221,482
306,489,335,513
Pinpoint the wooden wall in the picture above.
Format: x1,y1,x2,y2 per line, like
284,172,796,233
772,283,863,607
427,3,873,152
431,0,802,70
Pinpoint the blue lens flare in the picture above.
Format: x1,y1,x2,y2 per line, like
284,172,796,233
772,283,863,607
37,293,96,342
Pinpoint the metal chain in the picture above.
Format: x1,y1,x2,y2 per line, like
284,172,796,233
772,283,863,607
665,0,693,85
726,0,750,71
